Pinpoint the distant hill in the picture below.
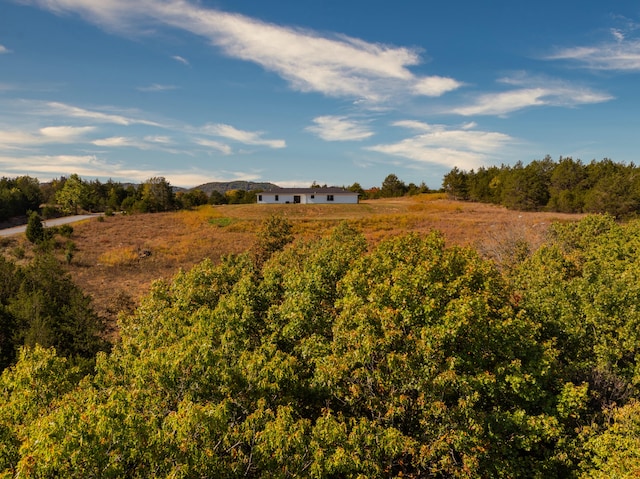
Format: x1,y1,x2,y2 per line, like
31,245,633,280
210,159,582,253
190,181,280,195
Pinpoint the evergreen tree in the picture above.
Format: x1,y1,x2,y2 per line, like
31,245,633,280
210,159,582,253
25,211,45,244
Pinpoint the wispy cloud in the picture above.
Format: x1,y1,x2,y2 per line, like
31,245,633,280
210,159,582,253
306,115,374,141
546,27,640,71
201,123,285,149
21,0,461,104
194,137,232,155
367,121,515,170
0,125,95,149
0,45,10,54
414,76,463,97
449,74,612,116
39,125,96,140
0,153,128,178
34,101,164,126
172,55,189,66
547,39,640,71
0,152,245,187
92,136,141,147
91,135,187,154
137,83,179,92
144,135,172,144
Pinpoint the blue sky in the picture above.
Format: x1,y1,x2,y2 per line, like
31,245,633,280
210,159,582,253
1,0,639,189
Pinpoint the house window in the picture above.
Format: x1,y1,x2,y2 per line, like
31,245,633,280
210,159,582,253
275,195,279,201
327,195,334,201
311,194,315,199
258,194,262,201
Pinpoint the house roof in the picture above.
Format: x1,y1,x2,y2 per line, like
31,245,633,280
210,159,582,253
262,187,357,194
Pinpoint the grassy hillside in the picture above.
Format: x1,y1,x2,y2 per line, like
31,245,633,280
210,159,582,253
0,194,582,328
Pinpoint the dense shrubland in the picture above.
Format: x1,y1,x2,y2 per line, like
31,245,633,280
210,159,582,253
2,214,640,477
0,251,109,372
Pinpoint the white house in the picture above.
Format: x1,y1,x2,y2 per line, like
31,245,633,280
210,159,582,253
257,187,359,204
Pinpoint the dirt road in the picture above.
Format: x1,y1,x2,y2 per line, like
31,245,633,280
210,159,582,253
0,214,103,237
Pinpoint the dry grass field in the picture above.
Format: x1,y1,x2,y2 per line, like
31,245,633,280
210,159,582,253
0,194,583,328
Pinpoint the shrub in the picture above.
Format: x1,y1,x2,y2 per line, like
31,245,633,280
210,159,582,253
25,212,45,244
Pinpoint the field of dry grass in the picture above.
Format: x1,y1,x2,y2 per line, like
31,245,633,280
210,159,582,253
0,194,583,327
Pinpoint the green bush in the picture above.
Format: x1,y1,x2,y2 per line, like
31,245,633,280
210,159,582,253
25,212,44,244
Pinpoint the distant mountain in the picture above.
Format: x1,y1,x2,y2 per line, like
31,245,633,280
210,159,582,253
190,181,280,195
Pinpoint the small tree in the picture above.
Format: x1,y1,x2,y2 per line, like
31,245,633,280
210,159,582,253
380,173,408,198
25,211,45,244
208,190,228,205
55,174,90,215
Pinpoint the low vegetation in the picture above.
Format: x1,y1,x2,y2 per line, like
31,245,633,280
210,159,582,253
2,212,640,476
5,165,640,477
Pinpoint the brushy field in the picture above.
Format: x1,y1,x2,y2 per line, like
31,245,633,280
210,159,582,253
0,194,583,327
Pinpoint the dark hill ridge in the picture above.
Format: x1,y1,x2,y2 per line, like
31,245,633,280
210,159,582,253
190,181,280,194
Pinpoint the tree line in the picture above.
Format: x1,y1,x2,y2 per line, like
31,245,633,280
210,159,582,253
2,214,640,476
4,156,640,226
0,174,267,224
442,156,640,217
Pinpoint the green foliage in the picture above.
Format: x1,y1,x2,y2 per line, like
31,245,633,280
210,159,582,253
139,176,176,212
0,346,83,475
55,173,91,215
515,215,640,383
442,166,469,200
443,157,640,216
225,188,258,204
0,176,42,222
7,218,640,476
0,254,108,372
208,190,229,205
380,173,408,198
177,188,209,209
579,400,640,478
251,214,294,267
25,211,45,244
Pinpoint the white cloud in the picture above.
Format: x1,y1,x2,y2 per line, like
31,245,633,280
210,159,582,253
144,135,172,144
194,137,232,155
391,120,433,132
201,123,286,148
0,153,123,178
413,76,462,97
451,88,549,116
306,116,374,141
92,136,139,147
546,30,640,71
367,121,515,170
39,125,95,140
449,74,613,116
0,125,95,148
37,101,163,126
92,135,186,154
0,153,226,187
547,40,640,71
171,55,189,66
137,83,179,92
0,45,10,54
611,28,625,42
21,0,462,104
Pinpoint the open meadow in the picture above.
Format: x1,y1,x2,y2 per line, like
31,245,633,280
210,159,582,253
1,194,583,327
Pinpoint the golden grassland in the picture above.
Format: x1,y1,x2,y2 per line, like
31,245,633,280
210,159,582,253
0,194,583,324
